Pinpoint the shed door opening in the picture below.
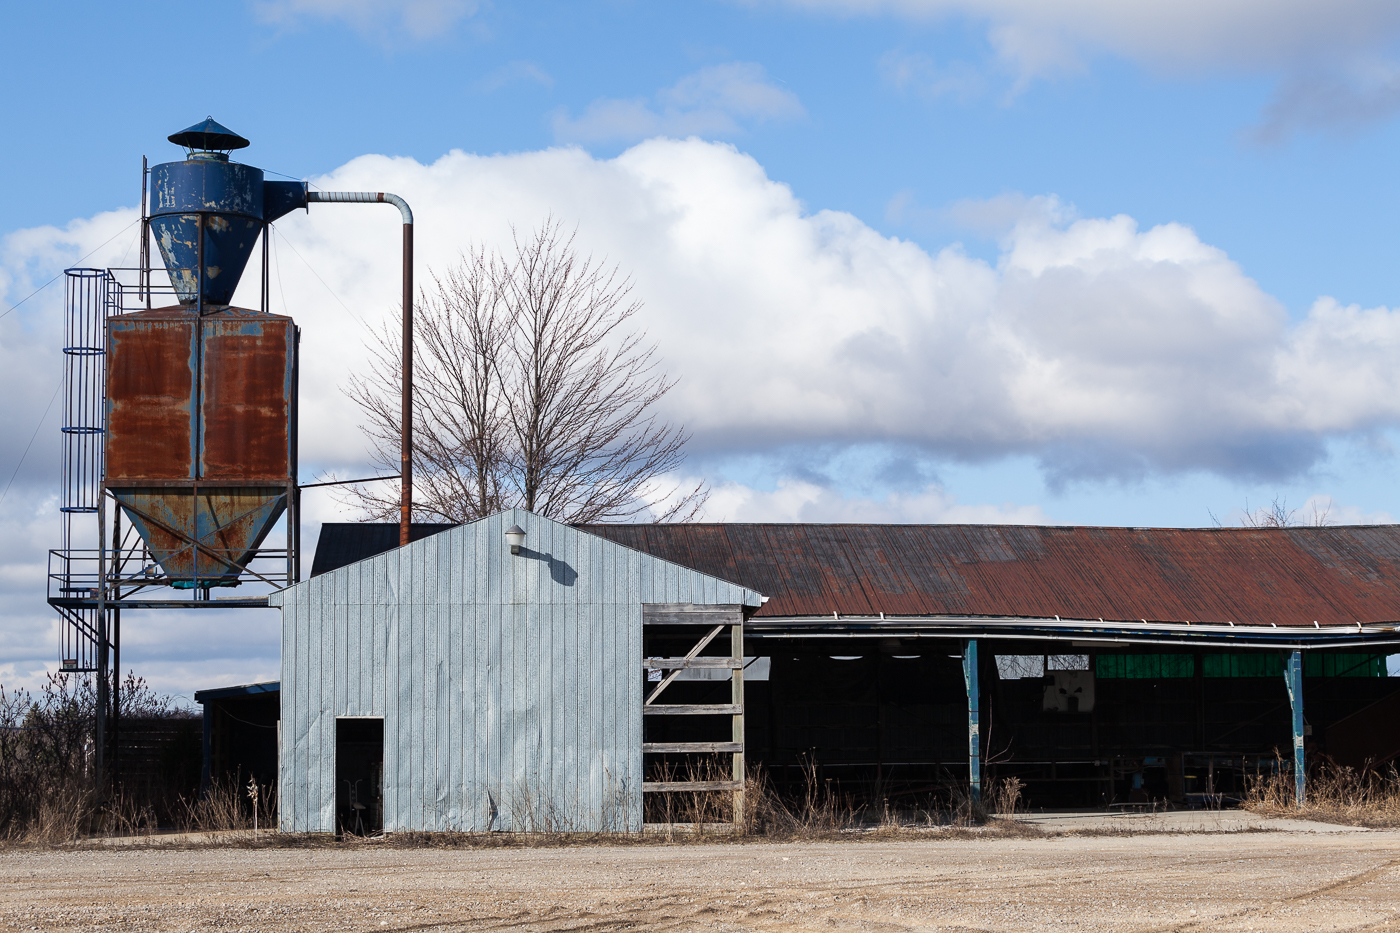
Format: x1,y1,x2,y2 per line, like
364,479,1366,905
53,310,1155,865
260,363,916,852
336,718,383,835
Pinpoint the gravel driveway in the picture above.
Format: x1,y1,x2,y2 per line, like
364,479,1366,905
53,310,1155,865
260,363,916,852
3,821,1399,931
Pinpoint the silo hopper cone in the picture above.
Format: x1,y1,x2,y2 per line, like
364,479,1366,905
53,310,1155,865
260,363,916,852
110,487,287,587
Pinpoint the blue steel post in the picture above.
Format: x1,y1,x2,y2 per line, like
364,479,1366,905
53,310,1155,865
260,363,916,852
963,639,981,807
1284,649,1305,807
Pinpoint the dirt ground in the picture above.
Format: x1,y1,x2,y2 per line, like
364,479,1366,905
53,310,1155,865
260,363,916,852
4,821,1400,932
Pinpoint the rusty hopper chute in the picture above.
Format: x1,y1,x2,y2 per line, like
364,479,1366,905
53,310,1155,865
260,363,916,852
107,118,309,589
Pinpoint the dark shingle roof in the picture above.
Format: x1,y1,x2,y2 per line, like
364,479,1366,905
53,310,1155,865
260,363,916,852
309,523,456,577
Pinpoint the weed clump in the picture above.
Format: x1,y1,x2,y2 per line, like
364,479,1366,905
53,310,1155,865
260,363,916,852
0,672,223,845
1243,756,1400,828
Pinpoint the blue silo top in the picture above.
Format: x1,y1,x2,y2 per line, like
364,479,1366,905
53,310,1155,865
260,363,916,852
148,118,307,307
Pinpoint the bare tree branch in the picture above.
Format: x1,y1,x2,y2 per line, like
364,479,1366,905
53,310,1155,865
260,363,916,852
340,219,707,525
1237,495,1333,528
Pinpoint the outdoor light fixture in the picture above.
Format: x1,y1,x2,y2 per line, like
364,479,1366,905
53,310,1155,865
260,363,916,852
505,524,526,555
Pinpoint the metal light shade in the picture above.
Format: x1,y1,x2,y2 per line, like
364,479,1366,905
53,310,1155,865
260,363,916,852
505,524,526,555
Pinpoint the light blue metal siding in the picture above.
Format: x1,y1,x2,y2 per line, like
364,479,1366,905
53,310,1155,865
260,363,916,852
272,508,760,833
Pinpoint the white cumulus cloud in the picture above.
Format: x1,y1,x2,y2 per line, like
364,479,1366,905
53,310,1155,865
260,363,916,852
7,137,1400,691
552,63,805,144
703,478,1049,523
206,138,1400,489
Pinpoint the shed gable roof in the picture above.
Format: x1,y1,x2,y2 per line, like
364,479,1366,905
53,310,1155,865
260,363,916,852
276,510,763,608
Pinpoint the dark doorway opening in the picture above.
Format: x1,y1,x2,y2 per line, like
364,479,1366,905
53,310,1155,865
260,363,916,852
336,718,383,835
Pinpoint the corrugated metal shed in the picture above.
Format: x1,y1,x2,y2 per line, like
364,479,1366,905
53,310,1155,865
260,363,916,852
272,509,761,834
576,523,1400,627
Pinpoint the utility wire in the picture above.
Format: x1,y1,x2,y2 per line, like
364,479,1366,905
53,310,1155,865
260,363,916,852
264,168,308,182
271,224,290,316
270,226,372,331
0,381,61,509
0,218,140,323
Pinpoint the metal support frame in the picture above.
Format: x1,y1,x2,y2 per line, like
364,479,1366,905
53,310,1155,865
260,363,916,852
640,604,747,832
1284,648,1305,808
963,638,981,808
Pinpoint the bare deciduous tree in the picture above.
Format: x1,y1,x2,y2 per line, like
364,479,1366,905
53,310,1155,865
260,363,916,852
343,222,706,525
1210,495,1333,528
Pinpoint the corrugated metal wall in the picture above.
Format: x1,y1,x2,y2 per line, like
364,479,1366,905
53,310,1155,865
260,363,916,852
273,508,761,833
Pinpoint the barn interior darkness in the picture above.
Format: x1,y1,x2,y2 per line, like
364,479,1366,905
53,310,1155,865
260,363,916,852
643,632,1398,809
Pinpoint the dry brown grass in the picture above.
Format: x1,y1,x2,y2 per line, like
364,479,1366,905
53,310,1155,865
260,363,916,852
642,755,1030,840
174,776,277,834
1243,758,1400,828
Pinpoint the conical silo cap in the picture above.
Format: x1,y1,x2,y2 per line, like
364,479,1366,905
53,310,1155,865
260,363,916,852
169,117,250,152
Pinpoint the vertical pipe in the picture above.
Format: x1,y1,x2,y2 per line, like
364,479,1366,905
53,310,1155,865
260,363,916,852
963,639,981,809
400,223,413,546
1285,649,1305,808
731,621,745,832
290,326,301,583
301,191,414,546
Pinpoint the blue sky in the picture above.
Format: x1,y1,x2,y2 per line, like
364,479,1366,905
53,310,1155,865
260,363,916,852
6,0,1400,691
3,1,1398,316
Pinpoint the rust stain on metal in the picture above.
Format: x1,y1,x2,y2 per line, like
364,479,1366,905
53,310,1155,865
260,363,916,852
107,305,292,481
578,523,1400,627
105,304,295,583
200,314,293,480
105,308,194,480
113,487,287,583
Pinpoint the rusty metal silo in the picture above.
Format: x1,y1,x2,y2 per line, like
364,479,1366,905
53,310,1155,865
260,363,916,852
48,118,416,791
105,118,307,590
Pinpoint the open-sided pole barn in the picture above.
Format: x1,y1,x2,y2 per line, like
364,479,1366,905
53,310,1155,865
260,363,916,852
250,513,1400,833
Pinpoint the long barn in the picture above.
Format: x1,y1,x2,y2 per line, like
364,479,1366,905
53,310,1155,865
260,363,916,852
234,511,1400,833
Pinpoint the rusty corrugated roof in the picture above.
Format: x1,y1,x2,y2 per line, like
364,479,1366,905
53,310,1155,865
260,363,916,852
575,523,1400,627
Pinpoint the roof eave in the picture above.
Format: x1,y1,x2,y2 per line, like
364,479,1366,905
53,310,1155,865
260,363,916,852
745,615,1400,649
